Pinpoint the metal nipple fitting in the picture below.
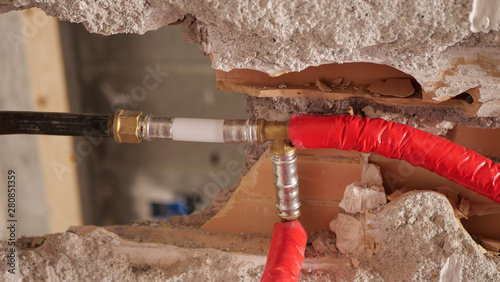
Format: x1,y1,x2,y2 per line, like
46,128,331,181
271,145,301,221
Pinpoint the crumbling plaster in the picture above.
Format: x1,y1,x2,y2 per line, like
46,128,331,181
2,0,500,116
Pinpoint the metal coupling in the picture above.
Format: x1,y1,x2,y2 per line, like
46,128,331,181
113,109,142,143
139,114,173,141
223,120,258,143
271,148,301,221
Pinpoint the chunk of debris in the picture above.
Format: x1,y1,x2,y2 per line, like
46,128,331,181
457,198,471,219
331,77,343,86
477,237,500,253
345,106,355,116
387,189,404,201
469,201,500,217
316,79,333,92
351,257,361,268
329,213,364,254
278,83,287,89
312,238,328,253
328,245,339,254
339,183,387,214
341,81,351,89
367,78,415,97
361,161,384,187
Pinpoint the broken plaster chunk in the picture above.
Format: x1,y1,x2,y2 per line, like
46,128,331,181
316,79,333,92
278,83,287,89
339,183,387,214
361,162,384,187
329,213,364,254
367,78,415,98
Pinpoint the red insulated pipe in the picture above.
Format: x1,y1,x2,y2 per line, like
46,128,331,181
288,114,500,204
261,220,307,282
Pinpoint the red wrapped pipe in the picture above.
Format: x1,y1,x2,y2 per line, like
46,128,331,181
261,220,307,282
288,114,500,204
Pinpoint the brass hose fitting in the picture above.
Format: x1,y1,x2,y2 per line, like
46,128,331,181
113,110,143,144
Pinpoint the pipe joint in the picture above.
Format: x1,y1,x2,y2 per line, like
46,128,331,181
271,149,301,221
113,109,142,144
140,115,173,141
223,119,258,143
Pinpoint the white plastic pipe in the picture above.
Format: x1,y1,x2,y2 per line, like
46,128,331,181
171,118,225,143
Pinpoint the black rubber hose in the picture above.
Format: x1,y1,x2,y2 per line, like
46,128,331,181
0,111,112,137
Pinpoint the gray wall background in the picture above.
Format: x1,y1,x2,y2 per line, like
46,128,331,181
60,22,247,225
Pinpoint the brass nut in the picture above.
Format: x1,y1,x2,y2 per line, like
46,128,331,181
113,110,142,143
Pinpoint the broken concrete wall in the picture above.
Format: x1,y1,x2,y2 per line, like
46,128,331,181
1,1,500,281
2,0,500,116
2,189,499,281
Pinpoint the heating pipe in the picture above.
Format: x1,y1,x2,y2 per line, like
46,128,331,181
261,220,307,282
288,114,500,204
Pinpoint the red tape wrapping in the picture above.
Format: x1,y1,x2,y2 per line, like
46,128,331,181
288,114,500,203
261,220,307,282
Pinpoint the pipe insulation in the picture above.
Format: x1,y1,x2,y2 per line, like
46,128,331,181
289,114,500,203
261,220,307,282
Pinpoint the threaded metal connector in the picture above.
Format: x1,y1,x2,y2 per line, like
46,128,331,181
113,110,142,143
271,149,301,221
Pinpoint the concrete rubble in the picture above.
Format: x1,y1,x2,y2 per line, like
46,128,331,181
329,161,500,280
2,161,499,281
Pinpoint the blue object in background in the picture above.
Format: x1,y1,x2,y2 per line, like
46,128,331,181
151,198,191,220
